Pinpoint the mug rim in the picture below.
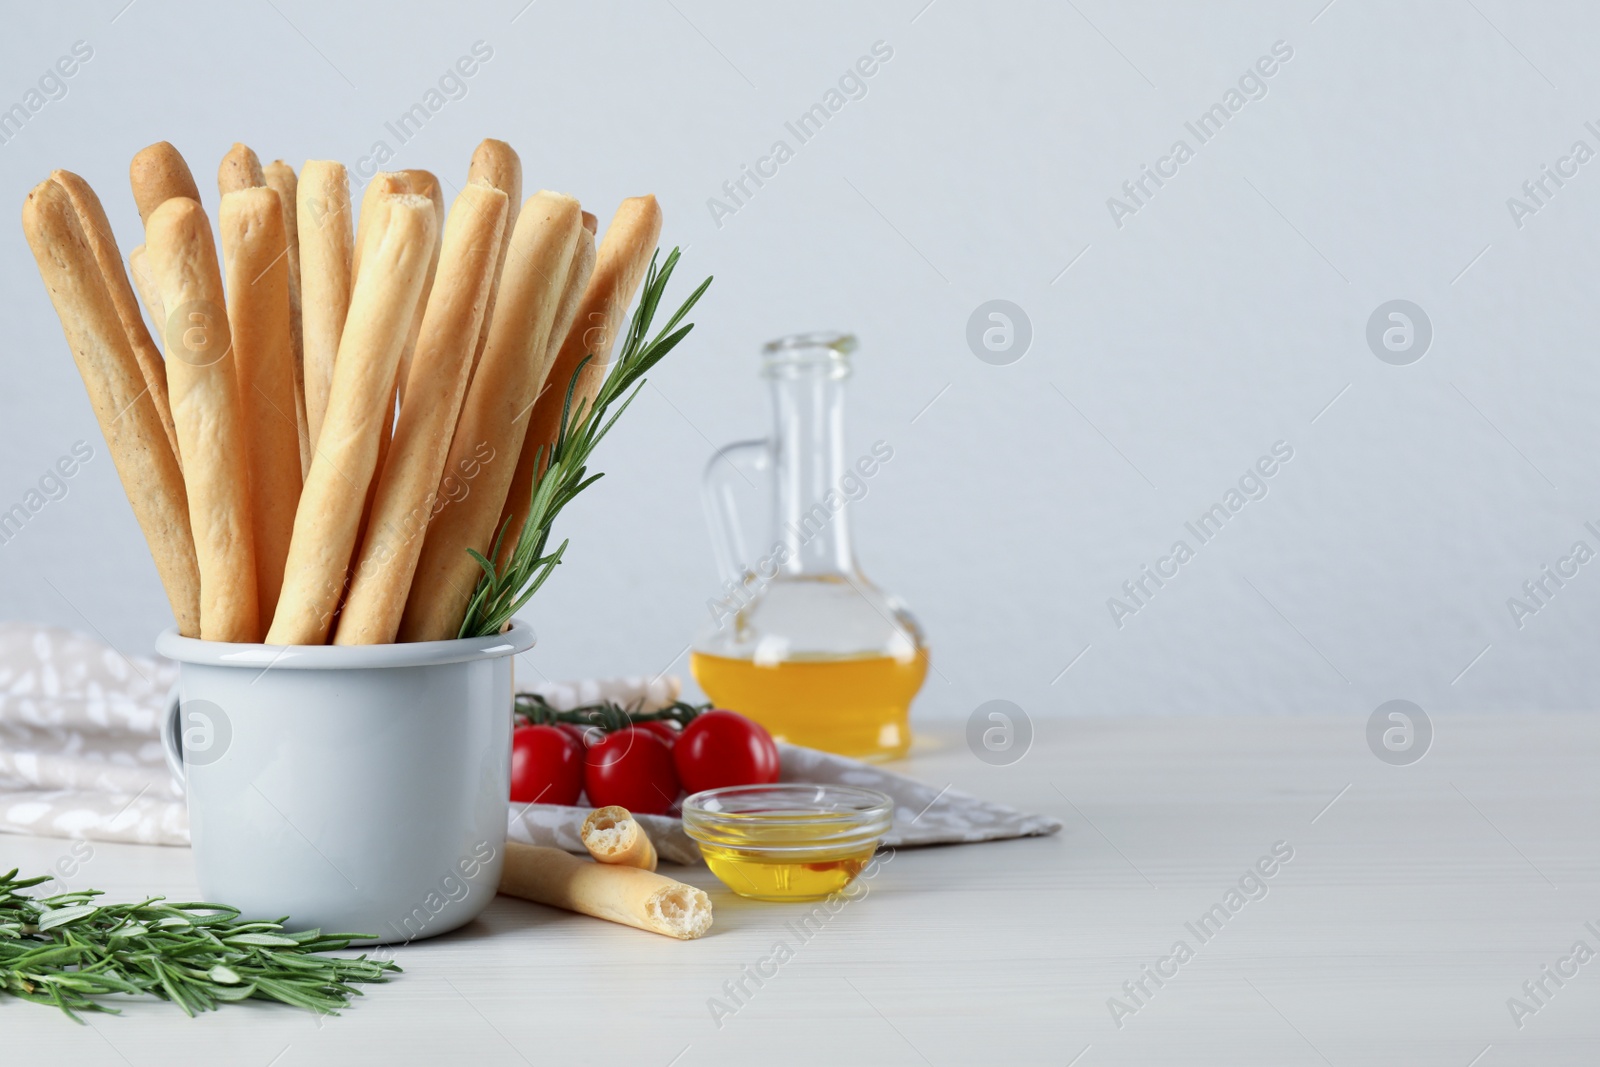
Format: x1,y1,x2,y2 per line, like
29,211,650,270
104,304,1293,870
155,618,536,670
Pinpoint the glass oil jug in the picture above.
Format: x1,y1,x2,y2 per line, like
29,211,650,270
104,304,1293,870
691,332,927,761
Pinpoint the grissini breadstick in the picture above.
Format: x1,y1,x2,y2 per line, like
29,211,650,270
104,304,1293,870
263,160,310,477
521,195,661,486
342,174,409,549
220,188,304,631
396,191,582,643
217,142,265,196
352,170,441,548
361,170,451,575
128,245,164,347
22,179,201,637
498,843,710,939
581,806,659,871
332,183,508,645
145,197,260,642
464,139,521,383
50,169,181,468
266,194,436,645
395,169,444,408
401,170,444,228
129,141,200,225
352,171,439,556
296,161,354,450
493,223,595,565
351,172,409,283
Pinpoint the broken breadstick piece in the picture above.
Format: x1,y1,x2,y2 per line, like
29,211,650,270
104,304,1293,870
499,843,710,939
582,806,659,872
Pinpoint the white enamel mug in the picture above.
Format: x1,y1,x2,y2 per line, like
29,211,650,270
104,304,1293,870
157,620,534,945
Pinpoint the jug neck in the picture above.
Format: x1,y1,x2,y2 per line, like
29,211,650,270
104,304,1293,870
765,335,858,577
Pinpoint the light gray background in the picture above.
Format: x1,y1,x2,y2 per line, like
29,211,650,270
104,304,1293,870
2,0,1595,721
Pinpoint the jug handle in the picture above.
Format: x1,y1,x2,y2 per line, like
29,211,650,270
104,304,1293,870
703,438,772,586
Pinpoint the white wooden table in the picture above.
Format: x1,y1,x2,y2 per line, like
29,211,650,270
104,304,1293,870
5,713,1599,1066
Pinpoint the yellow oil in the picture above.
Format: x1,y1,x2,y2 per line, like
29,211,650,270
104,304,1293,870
690,651,928,761
694,813,879,901
701,843,878,901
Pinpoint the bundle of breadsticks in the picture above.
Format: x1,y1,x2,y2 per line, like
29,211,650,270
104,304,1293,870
23,138,665,645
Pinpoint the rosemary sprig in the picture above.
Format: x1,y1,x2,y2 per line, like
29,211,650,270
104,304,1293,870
0,869,398,1022
515,693,709,734
458,248,712,638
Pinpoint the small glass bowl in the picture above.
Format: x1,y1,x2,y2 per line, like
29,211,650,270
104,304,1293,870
682,784,894,902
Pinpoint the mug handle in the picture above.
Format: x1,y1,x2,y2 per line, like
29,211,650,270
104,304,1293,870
160,683,186,786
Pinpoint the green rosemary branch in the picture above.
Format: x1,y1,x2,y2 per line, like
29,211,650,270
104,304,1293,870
514,693,709,734
0,869,398,1022
458,248,712,638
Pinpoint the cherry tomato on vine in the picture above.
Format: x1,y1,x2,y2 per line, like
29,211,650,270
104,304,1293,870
554,722,603,750
584,728,681,815
510,724,583,806
634,720,680,747
674,709,780,794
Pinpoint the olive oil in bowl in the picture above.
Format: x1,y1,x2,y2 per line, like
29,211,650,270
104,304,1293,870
682,784,894,902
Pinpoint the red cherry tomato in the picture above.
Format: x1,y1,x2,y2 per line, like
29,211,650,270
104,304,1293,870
674,709,780,794
510,724,583,806
634,720,680,747
584,728,681,815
